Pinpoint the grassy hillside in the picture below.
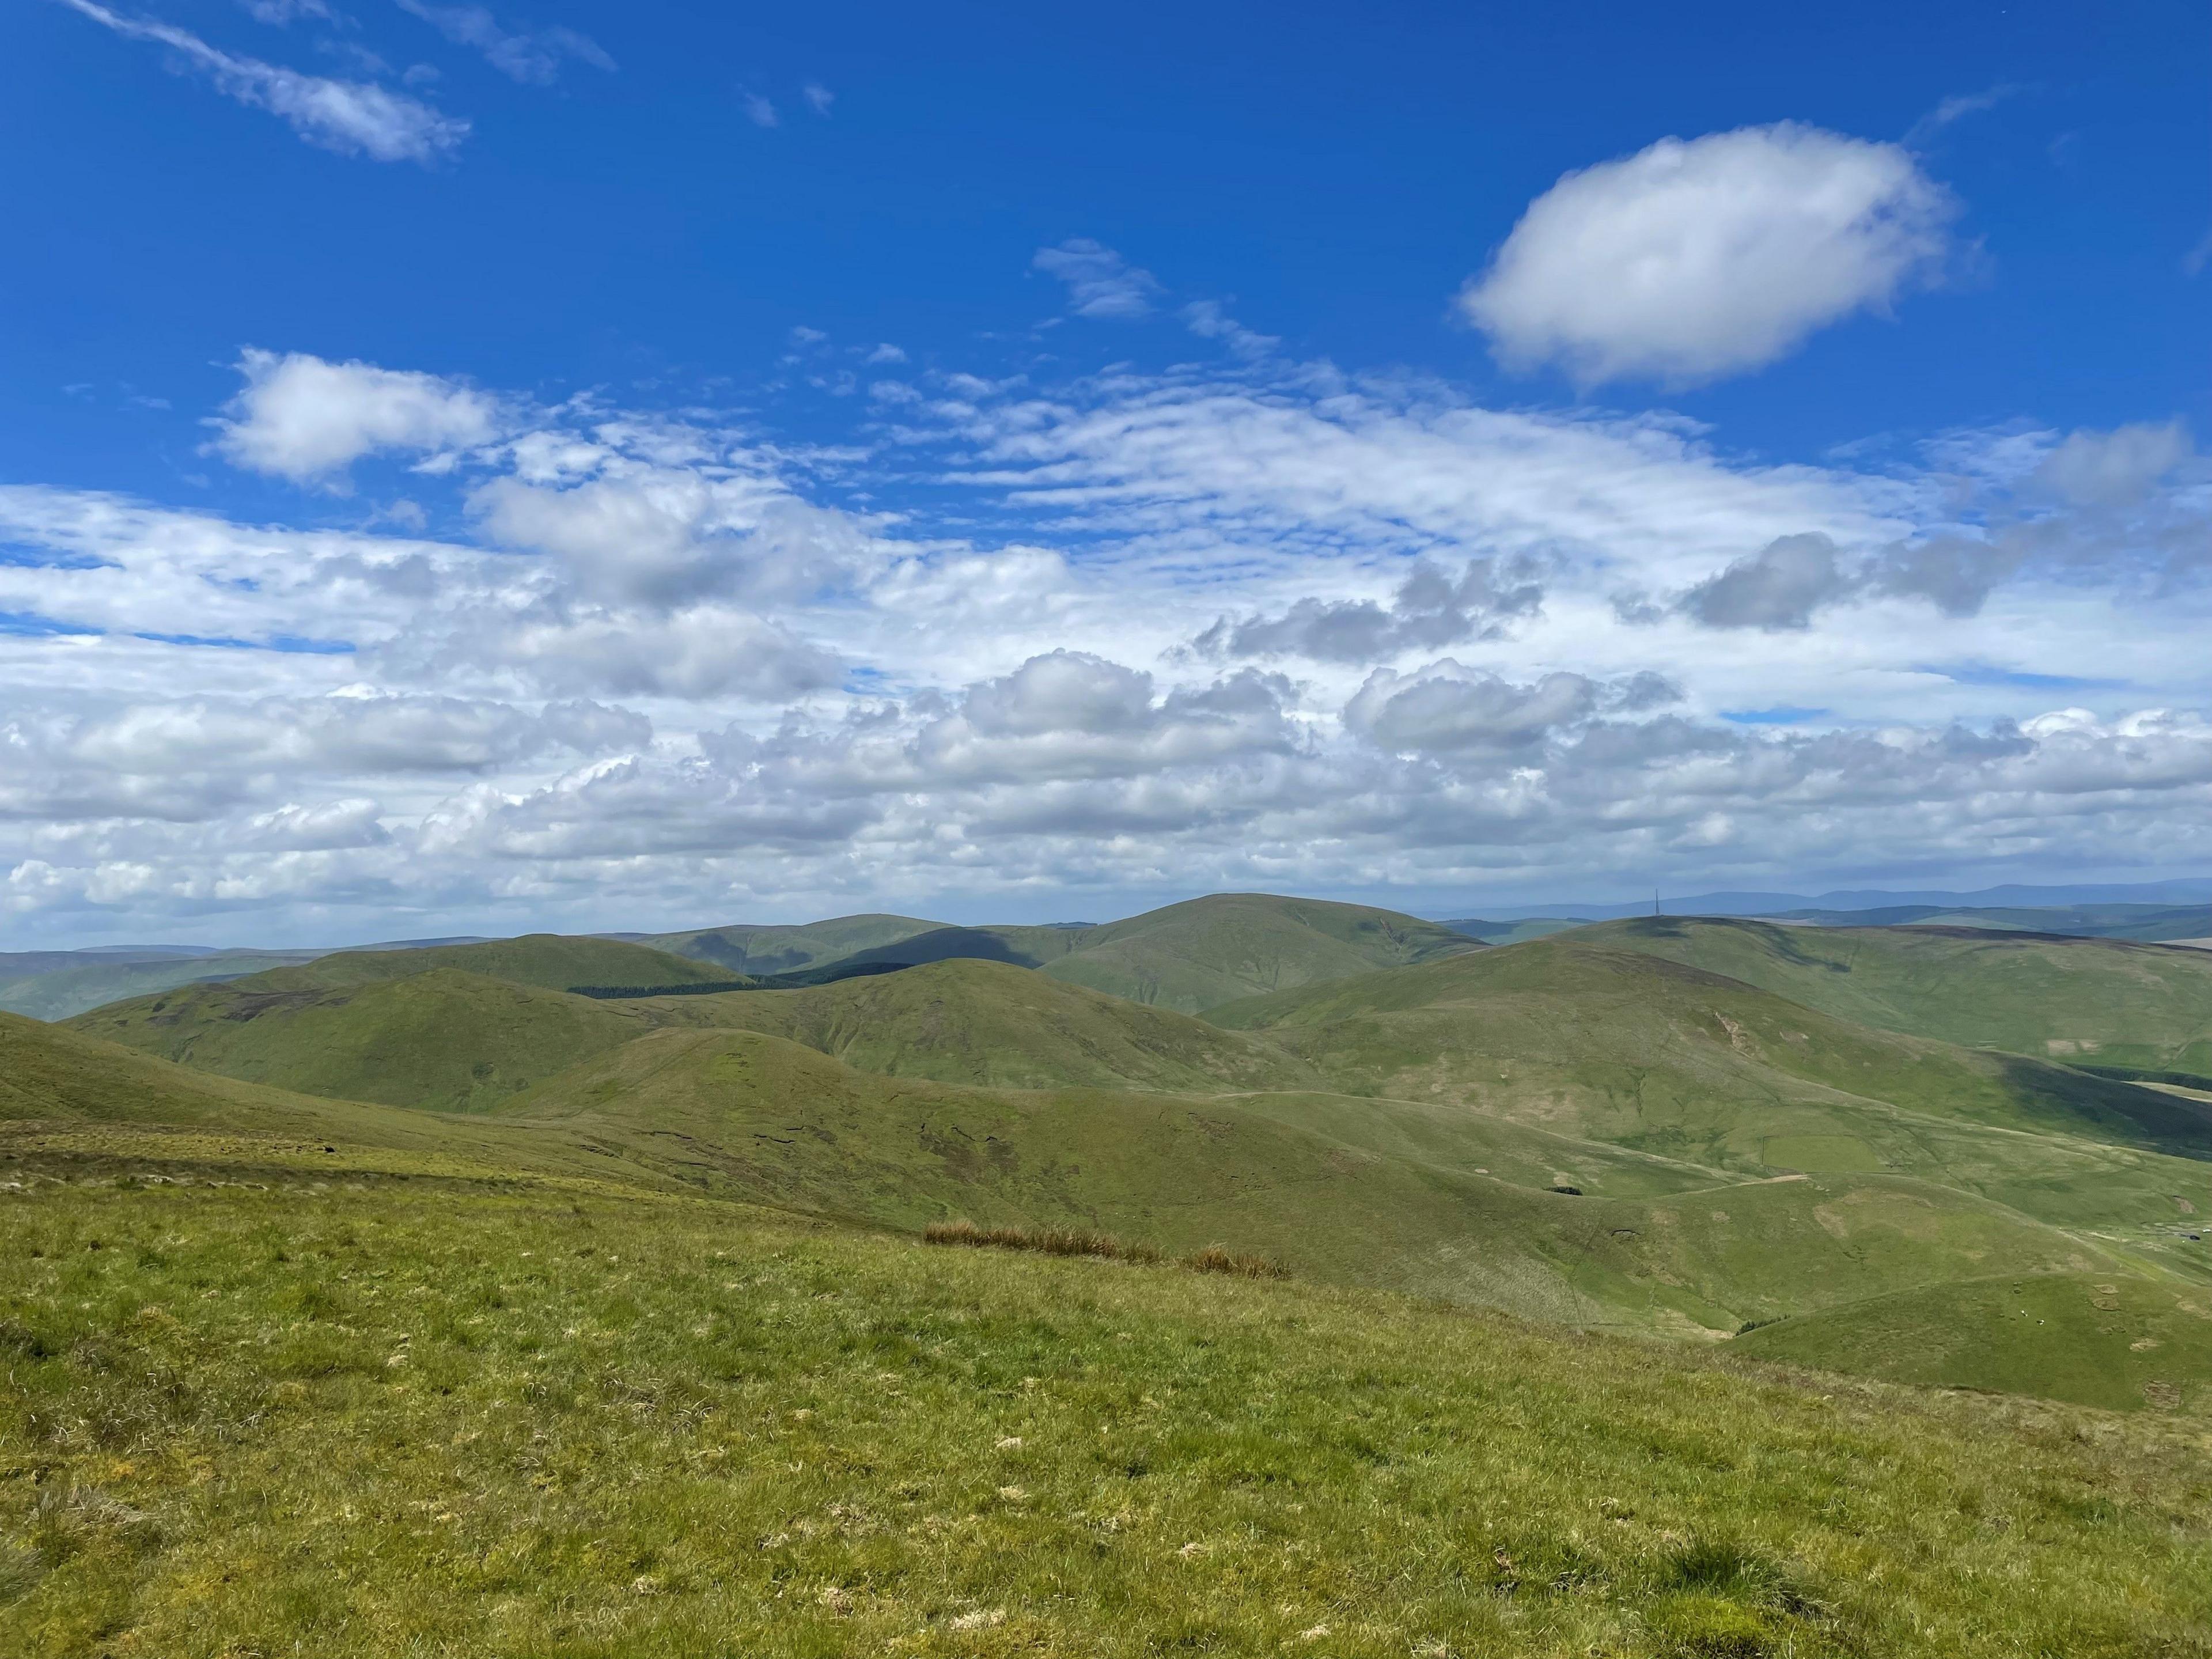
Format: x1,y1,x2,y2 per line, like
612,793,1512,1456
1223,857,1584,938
5,1175,2210,1657
0,950,322,1022
1211,937,2212,1169
494,1027,2170,1334
1736,1272,2212,1412
1034,894,1480,1013
1781,902,2212,942
243,933,734,995
1442,916,1591,945
632,958,1325,1093
649,913,945,975
0,1009,660,1190
817,923,1097,971
1588,916,2212,1076
66,969,650,1113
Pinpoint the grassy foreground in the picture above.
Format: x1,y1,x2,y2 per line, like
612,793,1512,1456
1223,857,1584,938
4,1171,2210,1657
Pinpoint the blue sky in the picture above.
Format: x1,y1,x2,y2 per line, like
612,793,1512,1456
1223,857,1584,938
2,0,2209,945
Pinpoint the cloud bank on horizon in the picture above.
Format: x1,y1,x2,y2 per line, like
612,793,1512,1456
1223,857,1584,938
10,6,2211,944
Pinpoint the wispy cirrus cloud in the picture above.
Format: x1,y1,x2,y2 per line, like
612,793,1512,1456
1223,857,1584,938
392,0,613,85
58,0,468,161
1033,240,1163,320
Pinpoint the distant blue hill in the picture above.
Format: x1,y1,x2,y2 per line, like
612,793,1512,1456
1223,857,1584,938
1459,878,2212,923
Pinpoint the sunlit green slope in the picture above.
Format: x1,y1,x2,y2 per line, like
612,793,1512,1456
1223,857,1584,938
1035,893,1480,1013
1586,915,2212,1076
630,957,1326,1093
494,1026,2158,1334
1736,1271,2212,1412
66,968,652,1112
0,950,326,1022
6,1176,2207,1655
647,913,946,974
0,1009,647,1187
1209,937,2212,1161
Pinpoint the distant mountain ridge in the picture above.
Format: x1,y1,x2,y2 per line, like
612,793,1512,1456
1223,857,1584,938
1468,877,2212,921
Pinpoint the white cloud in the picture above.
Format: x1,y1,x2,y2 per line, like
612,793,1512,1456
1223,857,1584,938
214,350,499,483
741,90,779,128
1033,240,1162,320
1181,300,1278,359
1679,533,1854,630
1346,663,1600,756
3,349,2210,944
60,0,468,162
2032,421,2191,506
803,81,833,115
1197,557,1544,663
238,0,336,23
1460,123,1956,386
393,0,614,85
1904,84,2025,147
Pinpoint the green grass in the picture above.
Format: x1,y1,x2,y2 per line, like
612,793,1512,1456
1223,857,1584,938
25,907,2212,1408
1036,893,1480,1014
62,970,652,1113
1210,937,2212,1174
1589,916,2212,1075
649,914,947,976
811,895,1481,1013
2,1172,2209,1657
1737,1272,2212,1412
0,952,322,1024
486,1026,2195,1337
630,957,1327,1093
245,933,734,995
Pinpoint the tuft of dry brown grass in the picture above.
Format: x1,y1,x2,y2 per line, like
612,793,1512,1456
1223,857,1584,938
923,1219,1286,1278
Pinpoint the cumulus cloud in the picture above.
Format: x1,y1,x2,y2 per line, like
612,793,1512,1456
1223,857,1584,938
468,608,842,700
1679,533,1855,630
59,0,468,162
467,471,867,610
393,0,614,84
214,350,499,483
1033,240,1163,319
1460,123,1956,385
6,350,2212,944
1344,662,1601,756
1197,556,1544,663
2032,421,2191,506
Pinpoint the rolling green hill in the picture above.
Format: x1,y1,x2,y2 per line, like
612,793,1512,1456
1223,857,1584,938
1586,915,2212,1077
0,1007,655,1188
244,933,734,995
1209,937,2212,1168
66,968,652,1113
0,950,324,1022
802,896,1481,1012
648,912,945,975
1736,1272,2212,1412
1033,893,1481,1013
493,1026,2166,1335
631,957,1326,1093
1780,901,2212,942
808,922,1097,971
26,899,2212,1415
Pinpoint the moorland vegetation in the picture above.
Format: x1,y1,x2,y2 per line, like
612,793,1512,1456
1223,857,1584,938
6,892,2212,1653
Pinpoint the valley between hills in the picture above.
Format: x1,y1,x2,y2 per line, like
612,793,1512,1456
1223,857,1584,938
5,893,2211,1655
